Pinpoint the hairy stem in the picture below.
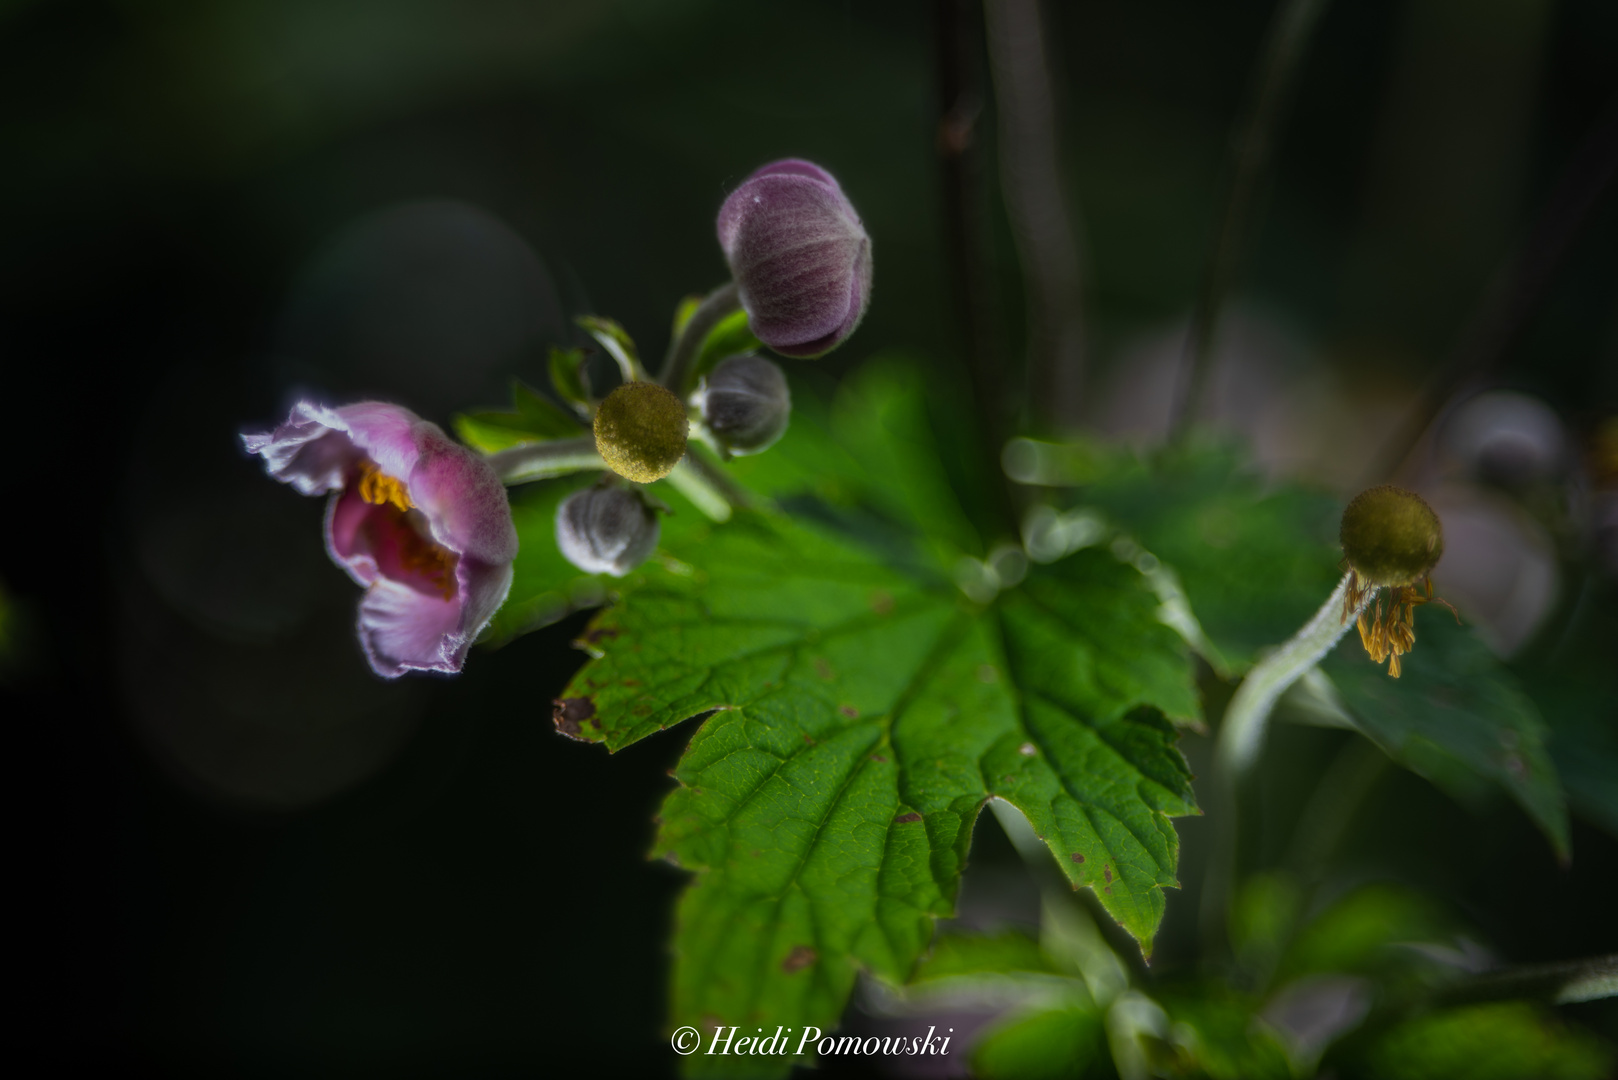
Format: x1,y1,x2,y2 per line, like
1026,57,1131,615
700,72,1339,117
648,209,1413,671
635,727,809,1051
486,436,603,486
1201,571,1370,958
1169,0,1332,440
664,447,758,522
1218,571,1367,777
660,281,742,396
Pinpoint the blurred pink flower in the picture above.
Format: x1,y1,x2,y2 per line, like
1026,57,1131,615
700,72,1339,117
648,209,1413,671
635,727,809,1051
243,401,517,677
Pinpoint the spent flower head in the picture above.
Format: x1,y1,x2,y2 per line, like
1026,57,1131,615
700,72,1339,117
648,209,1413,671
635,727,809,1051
1339,484,1456,677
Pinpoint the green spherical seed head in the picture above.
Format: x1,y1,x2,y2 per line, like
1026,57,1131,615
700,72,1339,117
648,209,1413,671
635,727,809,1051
1339,484,1444,588
593,381,689,483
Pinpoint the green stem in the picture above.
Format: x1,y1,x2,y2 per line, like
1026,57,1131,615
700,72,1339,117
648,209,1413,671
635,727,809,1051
485,436,603,485
1218,571,1368,778
1285,734,1388,881
1438,954,1618,1007
1201,570,1371,960
664,452,747,523
660,281,742,397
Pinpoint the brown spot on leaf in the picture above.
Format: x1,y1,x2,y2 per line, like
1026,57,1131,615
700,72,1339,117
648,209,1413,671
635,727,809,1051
895,811,922,823
552,697,595,739
1103,865,1113,883
871,753,888,763
622,678,640,687
839,705,859,718
870,591,895,615
814,657,835,680
977,664,997,683
1071,853,1085,863
782,946,817,973
1104,886,1112,895
584,626,620,645
803,734,816,745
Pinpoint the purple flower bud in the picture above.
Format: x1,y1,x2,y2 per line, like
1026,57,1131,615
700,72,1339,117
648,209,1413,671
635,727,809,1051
696,354,791,455
242,401,518,678
717,159,872,358
555,487,660,577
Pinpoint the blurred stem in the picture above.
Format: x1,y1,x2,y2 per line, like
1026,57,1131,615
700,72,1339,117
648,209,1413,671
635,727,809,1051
1285,734,1388,881
935,0,1020,540
1436,954,1618,1007
1202,571,1369,958
486,436,603,485
666,446,758,521
1169,0,1332,441
660,282,741,397
983,0,1088,429
1367,91,1618,484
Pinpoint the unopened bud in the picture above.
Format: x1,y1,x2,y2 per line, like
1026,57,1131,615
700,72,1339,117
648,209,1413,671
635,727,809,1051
717,159,872,358
555,486,660,577
1340,484,1444,588
593,381,688,483
696,354,791,455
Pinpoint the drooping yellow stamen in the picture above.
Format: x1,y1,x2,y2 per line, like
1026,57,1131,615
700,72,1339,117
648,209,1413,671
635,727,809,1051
1344,572,1457,678
357,459,413,512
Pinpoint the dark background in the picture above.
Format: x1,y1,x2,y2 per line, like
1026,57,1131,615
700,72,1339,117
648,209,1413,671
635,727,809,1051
4,0,1618,1075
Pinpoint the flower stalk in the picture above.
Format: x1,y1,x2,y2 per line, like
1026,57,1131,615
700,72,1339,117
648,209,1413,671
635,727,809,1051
1217,571,1371,778
660,281,741,396
486,436,604,485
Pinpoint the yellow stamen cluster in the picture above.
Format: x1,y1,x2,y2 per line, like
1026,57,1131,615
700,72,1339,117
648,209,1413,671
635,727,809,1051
1341,573,1457,678
357,459,414,512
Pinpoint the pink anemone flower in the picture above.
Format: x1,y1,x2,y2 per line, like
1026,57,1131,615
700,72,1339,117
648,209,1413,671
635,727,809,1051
242,401,518,678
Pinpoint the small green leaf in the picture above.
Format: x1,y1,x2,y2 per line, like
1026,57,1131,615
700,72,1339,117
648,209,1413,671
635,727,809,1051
911,931,1057,983
548,346,591,411
1350,1002,1613,1080
452,379,583,453
1275,882,1455,986
672,293,703,337
1155,988,1295,1080
577,315,645,382
1322,616,1570,860
969,1004,1109,1080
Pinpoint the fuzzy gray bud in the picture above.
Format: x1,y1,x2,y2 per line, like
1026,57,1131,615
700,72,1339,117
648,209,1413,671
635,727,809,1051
696,354,791,455
555,486,660,576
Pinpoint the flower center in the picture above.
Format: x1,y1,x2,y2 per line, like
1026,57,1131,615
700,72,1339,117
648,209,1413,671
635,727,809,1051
357,460,414,512
355,460,458,600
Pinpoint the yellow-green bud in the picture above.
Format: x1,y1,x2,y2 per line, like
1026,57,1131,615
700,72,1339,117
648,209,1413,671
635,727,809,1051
1339,484,1444,588
593,381,688,483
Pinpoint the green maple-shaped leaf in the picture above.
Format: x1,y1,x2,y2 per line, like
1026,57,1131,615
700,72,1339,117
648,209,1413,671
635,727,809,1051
547,360,1199,1076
